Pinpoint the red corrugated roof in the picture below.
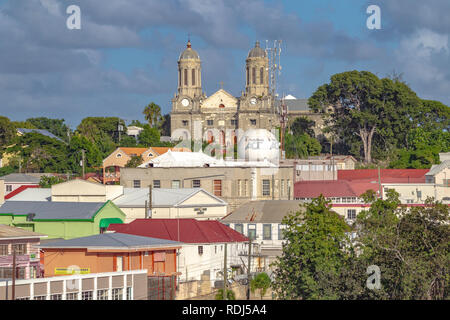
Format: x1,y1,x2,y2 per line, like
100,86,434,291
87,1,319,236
107,219,248,244
338,169,428,182
294,180,376,198
4,185,40,199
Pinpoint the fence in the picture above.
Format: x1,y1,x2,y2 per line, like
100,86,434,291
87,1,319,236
147,275,176,300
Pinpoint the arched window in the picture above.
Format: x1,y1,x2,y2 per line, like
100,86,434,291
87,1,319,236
246,67,249,86
192,69,196,86
260,68,264,84
184,69,188,86
252,67,256,84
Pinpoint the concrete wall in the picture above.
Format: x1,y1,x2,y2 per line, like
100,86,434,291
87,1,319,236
51,179,124,202
0,179,4,205
0,270,148,300
382,183,450,204
120,166,294,213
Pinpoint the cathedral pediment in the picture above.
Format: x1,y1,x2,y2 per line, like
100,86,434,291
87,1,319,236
201,89,238,110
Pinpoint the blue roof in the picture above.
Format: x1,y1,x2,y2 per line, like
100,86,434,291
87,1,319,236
39,232,180,249
17,128,64,142
0,201,106,220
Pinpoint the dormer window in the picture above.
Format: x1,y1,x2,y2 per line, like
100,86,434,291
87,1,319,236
116,153,122,158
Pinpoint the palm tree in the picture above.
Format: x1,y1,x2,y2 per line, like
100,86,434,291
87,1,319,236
143,102,162,128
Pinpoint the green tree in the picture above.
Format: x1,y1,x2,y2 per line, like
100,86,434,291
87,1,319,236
143,102,162,128
39,175,65,188
272,196,351,299
309,71,422,163
284,132,321,159
26,117,71,142
67,135,103,174
125,155,144,168
138,125,161,147
159,114,171,136
0,116,17,148
250,272,271,299
215,288,236,300
290,116,316,137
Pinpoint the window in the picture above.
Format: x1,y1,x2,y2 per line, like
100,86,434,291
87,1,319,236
13,244,27,255
182,120,188,126
198,246,203,255
280,180,285,197
184,69,188,86
16,297,30,300
347,209,357,220
231,119,237,126
192,69,196,86
192,180,201,188
50,294,62,300
207,119,214,126
97,289,108,300
417,190,422,199
126,287,132,300
246,67,249,85
133,180,141,188
252,67,256,84
263,224,272,240
260,67,264,84
250,119,256,126
235,224,243,234
262,180,270,196
34,295,47,300
172,180,180,189
65,292,78,300
0,245,8,256
153,180,161,188
6,185,12,192
278,224,285,240
82,291,93,300
248,224,256,240
112,288,123,300
213,180,222,197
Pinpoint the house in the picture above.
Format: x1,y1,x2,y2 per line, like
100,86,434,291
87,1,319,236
280,155,357,182
122,152,294,212
381,183,450,204
126,126,144,139
107,219,248,284
0,224,47,280
221,200,304,270
50,179,124,202
0,200,125,240
0,173,40,197
0,269,148,300
40,232,181,278
113,188,228,223
102,147,190,184
425,160,450,186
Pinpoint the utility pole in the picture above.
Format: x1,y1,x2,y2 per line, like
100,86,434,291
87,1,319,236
223,243,227,300
148,184,152,218
12,246,16,300
81,149,86,179
246,238,252,300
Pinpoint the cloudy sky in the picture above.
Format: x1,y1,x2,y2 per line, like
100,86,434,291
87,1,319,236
0,0,448,128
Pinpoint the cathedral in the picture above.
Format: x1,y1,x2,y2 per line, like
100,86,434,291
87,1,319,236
170,40,280,144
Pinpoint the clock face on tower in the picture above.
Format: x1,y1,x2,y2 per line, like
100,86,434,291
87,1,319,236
250,97,257,105
181,98,190,107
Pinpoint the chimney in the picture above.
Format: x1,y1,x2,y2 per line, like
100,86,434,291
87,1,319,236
0,179,4,205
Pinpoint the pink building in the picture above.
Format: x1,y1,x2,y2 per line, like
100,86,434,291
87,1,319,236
0,225,47,280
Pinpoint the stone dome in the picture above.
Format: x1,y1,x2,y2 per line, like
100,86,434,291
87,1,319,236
179,40,200,60
247,41,266,58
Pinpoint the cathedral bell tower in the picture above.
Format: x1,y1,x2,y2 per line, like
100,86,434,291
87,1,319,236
245,41,269,97
177,40,202,98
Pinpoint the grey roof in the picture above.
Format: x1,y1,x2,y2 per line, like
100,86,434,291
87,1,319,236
275,99,311,112
426,160,450,177
39,232,180,249
17,128,64,142
248,41,266,58
222,200,304,224
114,188,226,208
8,188,51,201
0,173,40,183
179,41,200,60
0,201,106,220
